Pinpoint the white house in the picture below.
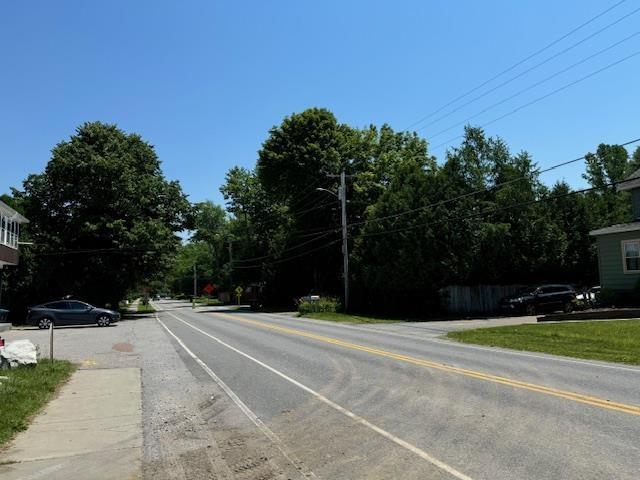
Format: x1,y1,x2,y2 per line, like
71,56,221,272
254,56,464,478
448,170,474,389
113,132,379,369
0,200,29,269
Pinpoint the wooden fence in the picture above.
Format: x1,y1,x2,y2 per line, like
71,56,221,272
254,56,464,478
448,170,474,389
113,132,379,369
440,285,524,315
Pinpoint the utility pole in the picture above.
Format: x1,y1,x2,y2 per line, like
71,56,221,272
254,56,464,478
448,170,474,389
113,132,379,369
192,264,196,309
338,171,349,311
228,240,233,289
322,170,351,311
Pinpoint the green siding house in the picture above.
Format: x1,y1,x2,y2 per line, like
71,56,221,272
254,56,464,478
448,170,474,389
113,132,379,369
590,169,640,291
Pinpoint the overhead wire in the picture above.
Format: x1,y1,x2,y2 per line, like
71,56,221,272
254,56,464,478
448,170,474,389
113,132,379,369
404,0,628,131
354,172,640,239
345,136,640,229
231,239,342,269
422,14,640,136
430,49,640,151
232,229,339,264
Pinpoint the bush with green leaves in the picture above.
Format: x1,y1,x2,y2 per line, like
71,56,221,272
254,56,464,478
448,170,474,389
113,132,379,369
298,297,340,315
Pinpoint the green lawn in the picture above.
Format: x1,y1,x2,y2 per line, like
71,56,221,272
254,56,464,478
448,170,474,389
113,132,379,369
137,303,155,313
0,360,75,445
194,297,223,306
447,319,640,365
302,312,404,324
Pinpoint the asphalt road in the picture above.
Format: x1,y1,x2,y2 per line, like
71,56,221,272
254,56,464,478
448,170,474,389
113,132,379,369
154,300,640,480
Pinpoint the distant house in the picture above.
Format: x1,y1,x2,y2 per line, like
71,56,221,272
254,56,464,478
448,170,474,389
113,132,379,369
0,200,29,269
590,169,640,291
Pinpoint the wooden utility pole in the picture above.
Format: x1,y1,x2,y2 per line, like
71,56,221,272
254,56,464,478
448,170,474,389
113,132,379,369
325,170,352,311
192,264,196,309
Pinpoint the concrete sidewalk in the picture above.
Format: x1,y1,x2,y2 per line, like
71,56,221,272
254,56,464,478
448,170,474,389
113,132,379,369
0,367,142,480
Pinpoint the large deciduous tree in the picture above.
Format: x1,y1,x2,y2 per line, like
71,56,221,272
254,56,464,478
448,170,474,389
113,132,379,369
14,121,193,309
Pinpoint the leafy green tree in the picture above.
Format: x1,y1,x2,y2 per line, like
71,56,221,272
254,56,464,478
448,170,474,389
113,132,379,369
583,144,630,227
257,108,345,200
166,242,215,296
626,146,640,176
12,121,193,309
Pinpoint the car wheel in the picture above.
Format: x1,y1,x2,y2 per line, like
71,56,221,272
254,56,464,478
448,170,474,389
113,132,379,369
38,317,53,329
563,302,573,313
96,315,111,327
525,304,536,316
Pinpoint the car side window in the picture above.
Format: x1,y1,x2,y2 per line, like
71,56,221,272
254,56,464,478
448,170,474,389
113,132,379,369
45,301,68,309
541,286,565,295
67,301,88,310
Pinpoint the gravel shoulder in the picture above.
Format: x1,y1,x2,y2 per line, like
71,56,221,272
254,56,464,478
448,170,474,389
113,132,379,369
3,316,304,480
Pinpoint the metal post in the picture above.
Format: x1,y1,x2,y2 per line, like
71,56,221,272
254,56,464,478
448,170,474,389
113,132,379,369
192,264,196,309
228,241,233,289
49,322,54,363
339,171,349,311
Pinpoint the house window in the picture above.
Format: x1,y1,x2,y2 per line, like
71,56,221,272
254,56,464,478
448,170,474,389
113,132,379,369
622,240,640,273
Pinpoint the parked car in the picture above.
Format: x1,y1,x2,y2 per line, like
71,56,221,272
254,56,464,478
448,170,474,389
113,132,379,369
27,300,121,329
499,284,576,316
576,286,601,306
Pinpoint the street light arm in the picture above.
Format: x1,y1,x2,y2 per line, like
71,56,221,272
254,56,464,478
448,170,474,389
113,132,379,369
315,187,339,199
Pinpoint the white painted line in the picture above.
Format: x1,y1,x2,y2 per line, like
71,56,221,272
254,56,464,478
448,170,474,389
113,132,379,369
258,312,640,373
163,310,473,480
155,314,316,480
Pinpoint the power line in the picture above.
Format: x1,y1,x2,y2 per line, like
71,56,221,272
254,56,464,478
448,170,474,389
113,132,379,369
346,136,640,229
427,29,640,140
33,246,159,257
419,8,640,135
241,136,640,240
231,169,640,269
355,172,640,240
232,230,338,264
232,239,341,269
431,49,640,151
404,0,627,131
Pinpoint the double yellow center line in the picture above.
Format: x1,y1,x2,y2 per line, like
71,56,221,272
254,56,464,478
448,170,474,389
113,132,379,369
213,312,640,417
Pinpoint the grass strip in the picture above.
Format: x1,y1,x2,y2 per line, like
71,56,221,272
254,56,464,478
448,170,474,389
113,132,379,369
302,312,404,324
447,319,640,365
0,359,75,445
137,303,155,313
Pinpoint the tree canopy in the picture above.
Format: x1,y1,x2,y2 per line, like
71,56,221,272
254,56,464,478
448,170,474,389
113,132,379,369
6,121,193,311
192,109,639,314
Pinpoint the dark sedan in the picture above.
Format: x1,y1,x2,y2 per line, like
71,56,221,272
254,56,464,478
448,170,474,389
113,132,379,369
27,300,120,328
500,284,576,316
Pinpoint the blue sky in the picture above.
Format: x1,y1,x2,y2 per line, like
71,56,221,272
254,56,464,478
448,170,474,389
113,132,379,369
1,0,639,206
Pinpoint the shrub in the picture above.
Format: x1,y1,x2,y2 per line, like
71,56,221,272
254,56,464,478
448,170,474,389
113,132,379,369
598,288,616,307
298,297,340,315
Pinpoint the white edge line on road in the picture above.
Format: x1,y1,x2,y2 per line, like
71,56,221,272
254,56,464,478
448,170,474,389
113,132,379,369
260,312,640,374
155,314,317,480
162,310,474,480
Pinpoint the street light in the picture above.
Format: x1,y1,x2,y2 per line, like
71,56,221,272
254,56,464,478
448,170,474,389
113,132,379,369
315,187,339,198
316,172,350,311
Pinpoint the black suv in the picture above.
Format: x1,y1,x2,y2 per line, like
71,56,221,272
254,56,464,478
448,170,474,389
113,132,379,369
500,284,576,316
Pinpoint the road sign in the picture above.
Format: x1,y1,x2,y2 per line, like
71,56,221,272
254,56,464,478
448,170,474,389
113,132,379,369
203,283,215,295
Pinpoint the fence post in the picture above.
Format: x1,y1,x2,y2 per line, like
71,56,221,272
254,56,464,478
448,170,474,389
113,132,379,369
49,322,54,363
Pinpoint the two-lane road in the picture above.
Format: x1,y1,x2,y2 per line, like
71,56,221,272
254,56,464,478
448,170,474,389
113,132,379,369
154,300,640,479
